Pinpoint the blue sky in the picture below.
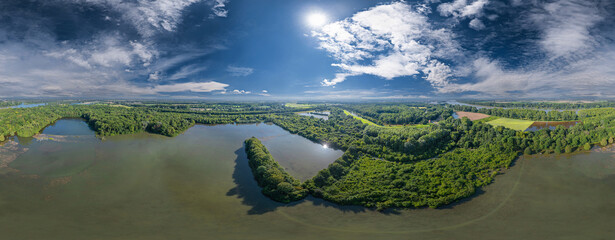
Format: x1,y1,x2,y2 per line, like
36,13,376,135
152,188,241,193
0,0,614,100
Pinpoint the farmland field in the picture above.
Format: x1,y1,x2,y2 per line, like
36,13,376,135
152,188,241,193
486,118,535,131
455,111,491,121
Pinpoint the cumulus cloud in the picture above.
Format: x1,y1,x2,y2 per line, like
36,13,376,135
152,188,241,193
226,65,254,77
436,0,615,98
313,2,460,88
529,0,603,58
469,18,486,30
438,0,489,18
0,0,231,98
438,0,490,30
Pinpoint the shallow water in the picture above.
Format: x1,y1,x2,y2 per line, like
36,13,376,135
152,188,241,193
0,119,613,239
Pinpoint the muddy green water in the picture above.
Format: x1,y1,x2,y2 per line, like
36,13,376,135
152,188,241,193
0,119,614,239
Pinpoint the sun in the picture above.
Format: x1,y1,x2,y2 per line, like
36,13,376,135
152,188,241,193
305,12,328,28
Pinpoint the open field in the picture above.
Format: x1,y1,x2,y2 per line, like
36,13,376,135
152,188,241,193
285,103,315,108
344,110,378,126
455,111,490,121
486,118,535,131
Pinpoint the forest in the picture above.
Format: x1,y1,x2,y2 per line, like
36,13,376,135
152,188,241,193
244,137,308,202
460,100,615,110
2,101,615,209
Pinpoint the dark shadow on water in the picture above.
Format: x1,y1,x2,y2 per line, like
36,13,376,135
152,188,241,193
226,146,303,215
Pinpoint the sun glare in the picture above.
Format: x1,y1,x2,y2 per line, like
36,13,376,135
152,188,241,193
305,12,328,28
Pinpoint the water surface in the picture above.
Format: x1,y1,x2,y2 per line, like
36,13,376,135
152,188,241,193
0,119,613,239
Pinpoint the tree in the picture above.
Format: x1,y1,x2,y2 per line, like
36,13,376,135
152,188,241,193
601,138,608,147
524,147,532,155
565,145,572,153
584,143,591,151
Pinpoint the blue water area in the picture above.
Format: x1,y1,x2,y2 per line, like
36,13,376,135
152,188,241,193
41,119,95,136
5,103,47,109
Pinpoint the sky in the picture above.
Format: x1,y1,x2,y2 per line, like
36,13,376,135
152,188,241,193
0,0,614,100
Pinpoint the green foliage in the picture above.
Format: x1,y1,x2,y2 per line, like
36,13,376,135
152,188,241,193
342,104,452,125
565,145,572,153
524,147,532,155
308,146,516,209
584,143,592,150
244,137,307,203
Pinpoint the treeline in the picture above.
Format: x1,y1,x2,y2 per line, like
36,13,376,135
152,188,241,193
244,137,307,202
342,104,452,125
0,101,21,108
0,104,274,141
461,100,615,110
451,105,578,121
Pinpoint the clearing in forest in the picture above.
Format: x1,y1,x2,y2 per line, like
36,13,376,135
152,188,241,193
455,111,490,121
486,118,534,131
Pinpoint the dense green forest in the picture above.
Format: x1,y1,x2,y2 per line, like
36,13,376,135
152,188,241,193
451,105,578,121
244,137,308,202
2,102,615,209
343,104,452,125
460,100,615,110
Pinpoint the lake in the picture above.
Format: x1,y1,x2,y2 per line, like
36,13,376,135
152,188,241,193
0,119,613,239
0,102,47,109
296,111,330,120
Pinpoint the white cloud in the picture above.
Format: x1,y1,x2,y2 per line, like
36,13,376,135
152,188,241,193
226,65,254,77
211,0,229,18
313,2,459,88
438,0,489,18
262,90,268,93
45,34,157,69
73,0,228,37
530,0,602,58
148,71,161,81
169,64,209,80
442,49,615,97
152,81,228,93
469,18,485,30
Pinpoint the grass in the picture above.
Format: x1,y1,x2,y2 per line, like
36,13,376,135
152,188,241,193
343,110,431,129
474,116,500,124
486,117,534,131
285,103,315,109
344,110,378,126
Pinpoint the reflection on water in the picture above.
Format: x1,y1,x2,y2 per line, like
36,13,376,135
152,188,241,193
297,111,330,120
0,119,613,239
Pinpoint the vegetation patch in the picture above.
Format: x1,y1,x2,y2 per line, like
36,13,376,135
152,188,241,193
285,103,315,109
486,118,534,131
244,137,307,203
